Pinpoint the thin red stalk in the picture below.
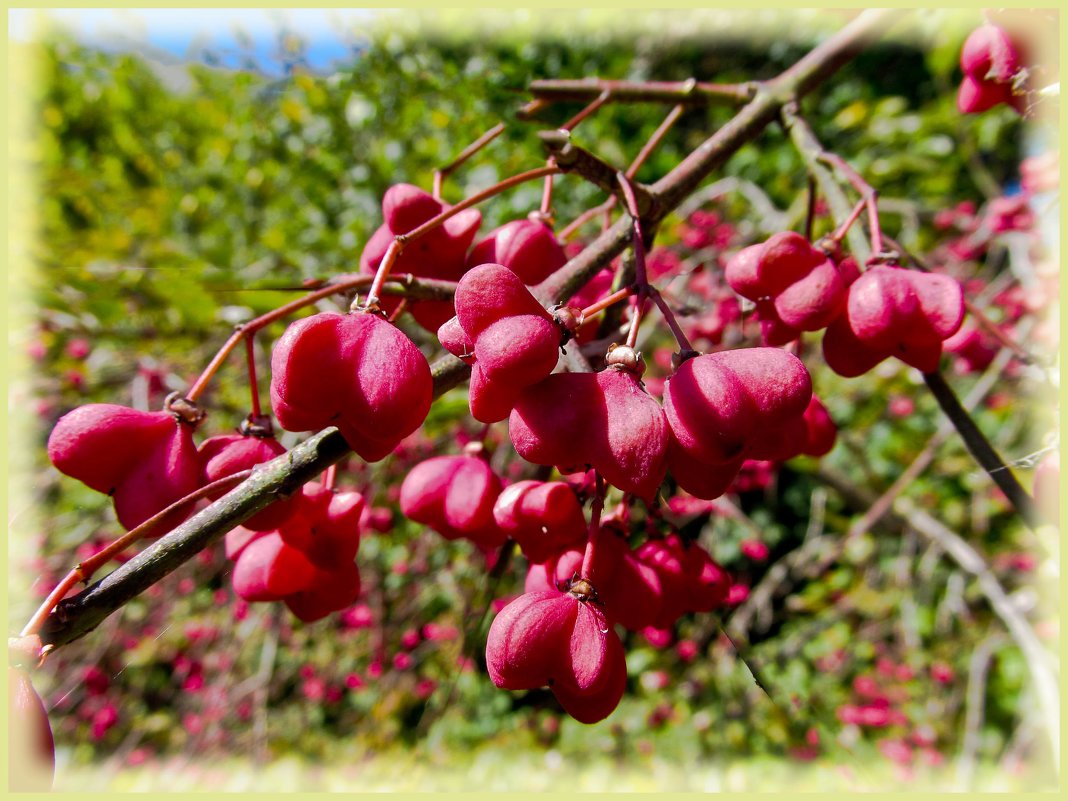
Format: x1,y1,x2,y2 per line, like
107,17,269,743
651,288,695,353
580,286,633,319
616,173,648,288
624,295,648,349
540,167,556,216
626,104,685,179
831,199,867,244
560,89,611,132
433,122,507,199
580,474,607,580
559,201,613,240
244,336,262,418
322,464,337,492
21,470,252,639
817,151,883,258
386,298,408,324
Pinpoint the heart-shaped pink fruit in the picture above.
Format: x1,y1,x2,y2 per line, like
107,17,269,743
823,265,964,376
467,217,567,285
509,367,669,501
270,311,433,461
492,480,587,564
198,433,296,530
47,404,203,532
359,183,482,331
439,263,563,423
486,589,626,723
399,455,506,547
663,348,812,466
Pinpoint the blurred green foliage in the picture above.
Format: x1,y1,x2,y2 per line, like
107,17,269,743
11,9,1057,790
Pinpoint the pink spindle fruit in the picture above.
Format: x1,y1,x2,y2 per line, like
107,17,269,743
439,263,563,423
492,480,587,563
958,24,1025,115
509,362,669,501
198,433,296,530
822,265,965,376
725,234,851,338
359,183,482,331
399,455,506,547
486,588,627,724
467,216,567,285
47,404,202,531
663,348,812,466
270,311,433,461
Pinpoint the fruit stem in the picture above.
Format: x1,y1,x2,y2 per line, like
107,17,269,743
322,464,338,492
560,89,611,132
580,473,607,580
617,172,653,350
650,288,696,356
829,199,867,245
19,470,253,640
816,151,885,261
245,336,262,419
363,164,562,309
627,103,686,180
579,286,633,320
539,166,556,217
432,122,506,200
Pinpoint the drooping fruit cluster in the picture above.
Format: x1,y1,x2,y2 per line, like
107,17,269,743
509,347,669,502
493,480,587,563
957,24,1026,115
486,585,627,724
663,348,814,498
226,481,364,622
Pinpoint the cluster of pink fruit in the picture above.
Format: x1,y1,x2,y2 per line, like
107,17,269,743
42,175,970,728
725,231,966,377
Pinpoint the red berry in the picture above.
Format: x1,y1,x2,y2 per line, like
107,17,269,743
492,480,587,564
485,590,626,724
509,368,669,501
198,433,297,530
359,184,482,331
440,264,563,423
